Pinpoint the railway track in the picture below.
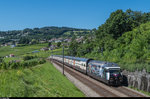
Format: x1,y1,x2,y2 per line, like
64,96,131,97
112,86,146,97
48,59,148,97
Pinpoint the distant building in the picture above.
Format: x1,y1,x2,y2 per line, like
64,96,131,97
0,37,4,39
40,41,46,43
49,38,57,42
76,36,84,43
64,38,71,42
32,50,40,53
55,40,62,43
9,54,15,57
40,47,49,51
63,43,69,47
5,44,8,46
11,45,16,48
50,45,57,50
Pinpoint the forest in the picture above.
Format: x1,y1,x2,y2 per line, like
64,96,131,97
68,9,150,72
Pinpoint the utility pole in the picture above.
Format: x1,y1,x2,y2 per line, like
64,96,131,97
62,43,65,76
51,48,53,61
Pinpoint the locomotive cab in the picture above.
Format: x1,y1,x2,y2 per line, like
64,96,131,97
108,68,123,86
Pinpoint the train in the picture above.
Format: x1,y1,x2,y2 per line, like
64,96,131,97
50,55,123,86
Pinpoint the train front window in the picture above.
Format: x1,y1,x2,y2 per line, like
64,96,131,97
109,69,120,75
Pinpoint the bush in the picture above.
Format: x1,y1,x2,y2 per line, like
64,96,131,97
22,62,29,68
0,58,46,70
1,62,8,69
23,55,35,61
39,59,46,64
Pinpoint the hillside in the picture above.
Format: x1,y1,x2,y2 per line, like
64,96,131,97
0,43,85,97
67,9,150,72
0,26,92,44
72,22,150,72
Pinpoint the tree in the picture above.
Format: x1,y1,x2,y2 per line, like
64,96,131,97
12,41,16,45
68,40,79,56
19,37,30,44
0,57,3,63
31,39,38,44
57,42,61,48
48,42,52,47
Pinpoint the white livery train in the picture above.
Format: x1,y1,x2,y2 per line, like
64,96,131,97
50,55,123,86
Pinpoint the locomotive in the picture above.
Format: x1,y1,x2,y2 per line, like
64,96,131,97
50,55,123,86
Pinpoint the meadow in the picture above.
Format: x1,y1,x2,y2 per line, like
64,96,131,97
0,43,85,97
0,43,48,57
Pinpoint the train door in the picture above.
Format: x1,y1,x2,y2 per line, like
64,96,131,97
102,68,106,79
83,64,86,70
73,60,75,69
102,69,108,80
64,58,66,63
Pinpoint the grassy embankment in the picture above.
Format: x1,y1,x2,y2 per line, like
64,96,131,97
0,62,84,97
0,43,85,97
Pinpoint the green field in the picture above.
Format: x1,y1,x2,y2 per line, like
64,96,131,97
0,43,48,57
1,43,63,62
0,43,85,97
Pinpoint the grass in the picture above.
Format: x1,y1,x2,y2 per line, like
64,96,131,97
3,57,22,63
0,43,48,57
129,86,150,96
1,43,63,63
0,62,85,97
0,43,85,97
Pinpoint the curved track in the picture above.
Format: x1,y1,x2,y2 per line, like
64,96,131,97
48,59,148,97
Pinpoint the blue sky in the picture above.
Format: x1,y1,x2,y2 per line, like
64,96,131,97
0,0,150,31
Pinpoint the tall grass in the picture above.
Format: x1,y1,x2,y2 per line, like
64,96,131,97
0,62,85,97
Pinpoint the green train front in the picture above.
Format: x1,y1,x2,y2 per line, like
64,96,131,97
87,60,123,86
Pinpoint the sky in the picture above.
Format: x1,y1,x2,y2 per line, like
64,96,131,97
0,0,150,31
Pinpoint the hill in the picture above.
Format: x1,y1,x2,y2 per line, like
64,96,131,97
0,26,92,44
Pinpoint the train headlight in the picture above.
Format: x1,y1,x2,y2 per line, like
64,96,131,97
109,77,113,81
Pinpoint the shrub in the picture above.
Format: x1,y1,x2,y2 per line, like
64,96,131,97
0,58,46,70
39,59,46,64
1,62,8,69
23,55,35,61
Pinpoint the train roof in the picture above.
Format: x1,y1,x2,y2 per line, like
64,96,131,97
52,55,63,57
52,55,90,62
89,60,120,69
65,56,90,62
73,57,89,62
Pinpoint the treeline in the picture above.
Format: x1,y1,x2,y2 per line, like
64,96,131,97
0,26,91,44
68,9,150,72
